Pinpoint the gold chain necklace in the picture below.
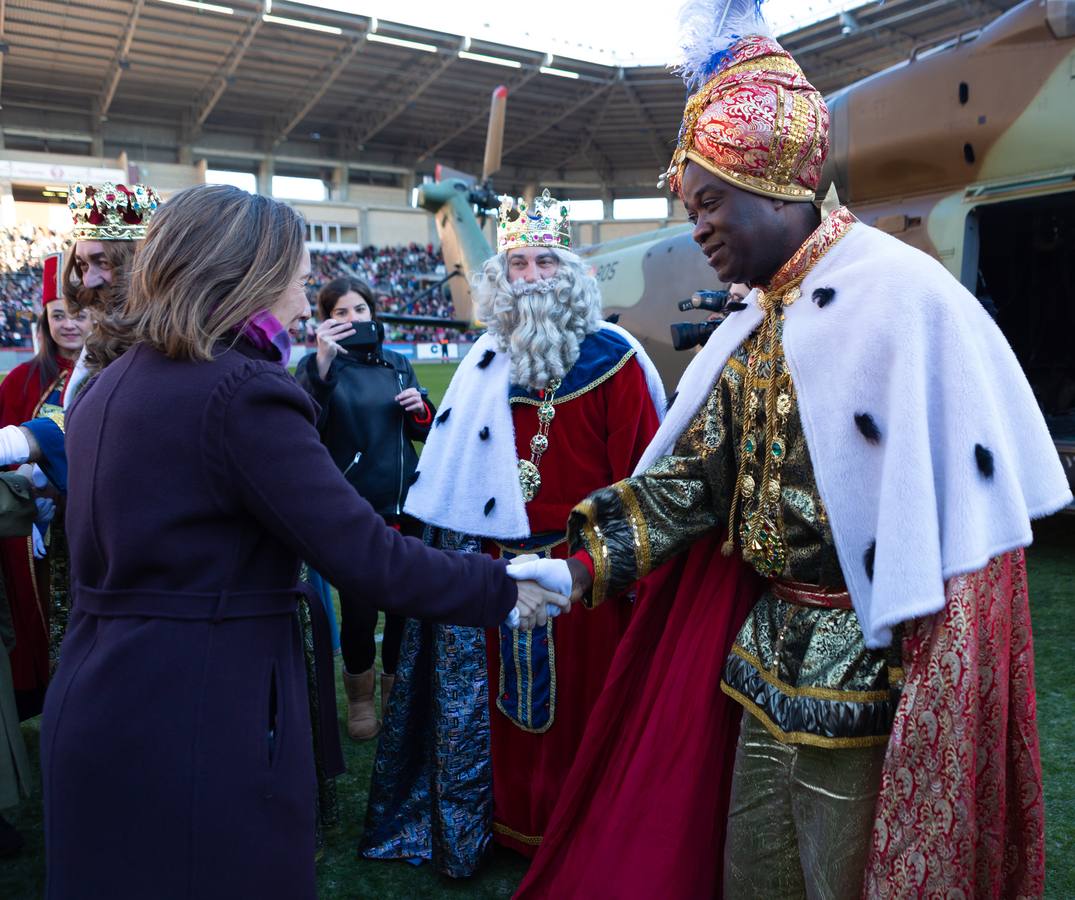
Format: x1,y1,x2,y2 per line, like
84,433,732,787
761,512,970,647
722,281,803,576
518,377,562,502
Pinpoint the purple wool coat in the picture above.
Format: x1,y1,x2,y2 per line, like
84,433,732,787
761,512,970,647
40,340,517,899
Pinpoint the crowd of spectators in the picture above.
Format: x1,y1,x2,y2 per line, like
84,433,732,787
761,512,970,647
0,229,475,350
308,244,477,345
0,225,66,348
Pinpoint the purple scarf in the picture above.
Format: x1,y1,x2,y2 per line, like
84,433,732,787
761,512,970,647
241,310,292,366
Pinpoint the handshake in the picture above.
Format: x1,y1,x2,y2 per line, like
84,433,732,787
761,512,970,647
504,556,574,631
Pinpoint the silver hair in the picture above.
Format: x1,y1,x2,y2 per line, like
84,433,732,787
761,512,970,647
472,247,603,389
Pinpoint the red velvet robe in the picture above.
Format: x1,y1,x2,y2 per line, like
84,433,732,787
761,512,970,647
484,352,659,856
516,551,1043,899
0,355,72,705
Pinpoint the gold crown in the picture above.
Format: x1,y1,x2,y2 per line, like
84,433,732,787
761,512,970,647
497,188,571,254
69,181,161,241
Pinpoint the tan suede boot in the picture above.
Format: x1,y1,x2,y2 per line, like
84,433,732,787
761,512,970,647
342,667,379,741
380,673,396,721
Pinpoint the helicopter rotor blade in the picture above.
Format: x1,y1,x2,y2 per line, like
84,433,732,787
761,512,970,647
481,85,508,183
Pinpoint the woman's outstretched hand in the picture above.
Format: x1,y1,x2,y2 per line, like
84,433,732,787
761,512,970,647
504,557,572,630
509,578,570,630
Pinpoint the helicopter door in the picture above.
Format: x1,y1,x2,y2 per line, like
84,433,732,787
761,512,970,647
972,190,1075,503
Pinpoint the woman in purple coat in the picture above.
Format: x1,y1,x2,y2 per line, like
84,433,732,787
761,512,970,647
40,185,564,899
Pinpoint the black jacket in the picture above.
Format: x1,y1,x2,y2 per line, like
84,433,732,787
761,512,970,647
296,347,433,518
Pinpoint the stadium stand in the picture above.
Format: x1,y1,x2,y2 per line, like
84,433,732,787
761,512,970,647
0,234,471,351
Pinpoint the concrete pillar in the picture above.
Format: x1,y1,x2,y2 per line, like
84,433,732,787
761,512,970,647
257,157,274,196
359,206,370,247
0,181,15,228
91,131,105,158
194,159,208,184
116,150,133,183
331,164,349,202
178,143,193,165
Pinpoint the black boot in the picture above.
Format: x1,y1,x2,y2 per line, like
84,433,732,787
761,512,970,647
0,813,24,857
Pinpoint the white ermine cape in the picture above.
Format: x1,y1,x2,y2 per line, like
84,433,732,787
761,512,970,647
635,221,1071,648
406,321,665,540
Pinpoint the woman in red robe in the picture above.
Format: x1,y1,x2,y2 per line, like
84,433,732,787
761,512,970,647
0,292,90,717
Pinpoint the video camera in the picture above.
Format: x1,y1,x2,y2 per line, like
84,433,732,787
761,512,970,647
670,290,730,352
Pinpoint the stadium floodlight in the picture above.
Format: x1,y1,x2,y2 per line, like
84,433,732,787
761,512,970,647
367,34,438,53
458,50,521,69
262,13,342,35
539,65,579,79
159,0,234,13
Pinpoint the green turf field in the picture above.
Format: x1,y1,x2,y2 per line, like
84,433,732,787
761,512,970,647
1,362,1072,898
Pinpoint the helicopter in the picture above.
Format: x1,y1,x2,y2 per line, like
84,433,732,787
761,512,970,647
416,0,1075,495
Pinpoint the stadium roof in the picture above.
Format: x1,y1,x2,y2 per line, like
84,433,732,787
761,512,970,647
1,0,1023,194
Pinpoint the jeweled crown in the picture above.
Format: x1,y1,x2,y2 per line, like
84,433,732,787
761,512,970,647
69,181,161,242
497,188,571,254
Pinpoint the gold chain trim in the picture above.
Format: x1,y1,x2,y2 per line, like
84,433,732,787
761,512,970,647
492,536,567,557
518,377,562,503
25,533,46,635
508,349,635,407
493,822,543,846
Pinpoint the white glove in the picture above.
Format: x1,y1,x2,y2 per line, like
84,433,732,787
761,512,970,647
506,557,572,596
32,524,47,559
0,425,30,467
504,557,572,629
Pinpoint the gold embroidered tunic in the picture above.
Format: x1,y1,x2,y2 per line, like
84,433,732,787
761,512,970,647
569,209,901,748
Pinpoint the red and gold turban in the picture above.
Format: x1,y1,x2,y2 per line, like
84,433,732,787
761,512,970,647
664,35,829,202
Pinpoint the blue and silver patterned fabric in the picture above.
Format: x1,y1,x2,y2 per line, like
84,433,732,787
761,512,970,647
360,529,493,878
493,531,564,734
304,566,339,654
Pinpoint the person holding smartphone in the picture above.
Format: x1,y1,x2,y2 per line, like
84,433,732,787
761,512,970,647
295,277,433,741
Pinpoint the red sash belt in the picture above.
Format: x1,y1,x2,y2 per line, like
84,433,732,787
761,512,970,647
769,578,853,610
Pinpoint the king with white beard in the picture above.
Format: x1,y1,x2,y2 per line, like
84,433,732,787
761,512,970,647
361,190,665,875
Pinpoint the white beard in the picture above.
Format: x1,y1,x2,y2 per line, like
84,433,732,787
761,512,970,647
496,276,587,389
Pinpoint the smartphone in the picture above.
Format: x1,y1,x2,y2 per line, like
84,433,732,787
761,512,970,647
337,320,384,352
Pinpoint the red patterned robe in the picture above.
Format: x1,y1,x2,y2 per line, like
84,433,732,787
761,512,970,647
864,549,1044,898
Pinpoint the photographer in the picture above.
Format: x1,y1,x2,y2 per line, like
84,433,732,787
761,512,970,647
296,277,434,741
670,283,750,352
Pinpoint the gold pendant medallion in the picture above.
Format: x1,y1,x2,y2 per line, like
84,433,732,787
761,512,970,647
519,459,541,502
